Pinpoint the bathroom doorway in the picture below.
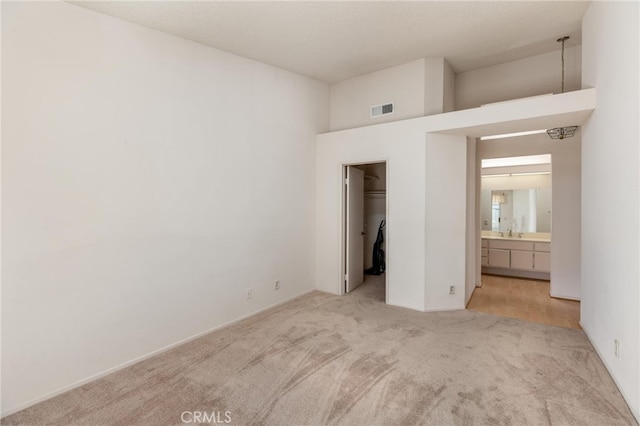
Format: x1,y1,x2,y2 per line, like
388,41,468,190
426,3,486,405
468,151,582,329
343,162,387,301
479,154,552,281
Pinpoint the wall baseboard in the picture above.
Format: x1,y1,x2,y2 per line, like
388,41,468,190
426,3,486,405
423,306,466,313
550,292,581,301
580,322,640,423
1,289,316,418
465,286,477,307
482,267,550,281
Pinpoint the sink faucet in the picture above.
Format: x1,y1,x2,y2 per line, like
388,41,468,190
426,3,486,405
499,232,504,237
518,232,523,238
508,229,513,237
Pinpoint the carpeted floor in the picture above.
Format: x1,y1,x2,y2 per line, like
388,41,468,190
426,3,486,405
3,275,637,425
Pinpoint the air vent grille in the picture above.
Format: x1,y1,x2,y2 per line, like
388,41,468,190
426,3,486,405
371,102,394,118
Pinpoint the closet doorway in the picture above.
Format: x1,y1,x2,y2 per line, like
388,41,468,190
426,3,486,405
343,162,387,299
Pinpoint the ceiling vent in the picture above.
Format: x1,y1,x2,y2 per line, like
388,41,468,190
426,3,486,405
370,102,394,118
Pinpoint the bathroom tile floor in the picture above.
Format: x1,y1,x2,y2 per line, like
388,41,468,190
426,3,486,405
467,274,581,329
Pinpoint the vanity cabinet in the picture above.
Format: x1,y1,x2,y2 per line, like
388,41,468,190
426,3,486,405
510,250,534,270
535,243,551,252
482,238,551,277
481,240,488,266
532,242,551,272
488,249,510,268
533,252,550,272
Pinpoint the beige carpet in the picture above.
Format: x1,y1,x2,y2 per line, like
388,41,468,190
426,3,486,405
4,275,637,425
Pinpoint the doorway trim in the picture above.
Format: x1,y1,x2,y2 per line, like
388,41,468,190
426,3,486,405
340,158,389,304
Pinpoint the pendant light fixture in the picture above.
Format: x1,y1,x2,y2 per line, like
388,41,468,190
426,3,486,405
491,193,506,204
547,36,579,140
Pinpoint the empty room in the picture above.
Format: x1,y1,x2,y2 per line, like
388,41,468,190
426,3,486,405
2,1,639,425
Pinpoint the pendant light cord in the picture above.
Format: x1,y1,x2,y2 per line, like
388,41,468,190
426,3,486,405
558,36,569,93
547,36,578,140
561,39,565,93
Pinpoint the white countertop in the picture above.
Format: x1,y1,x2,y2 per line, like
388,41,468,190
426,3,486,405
482,235,551,243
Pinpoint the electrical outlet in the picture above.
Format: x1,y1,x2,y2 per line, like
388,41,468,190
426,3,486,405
449,285,455,295
246,288,252,300
614,339,620,357
275,280,280,290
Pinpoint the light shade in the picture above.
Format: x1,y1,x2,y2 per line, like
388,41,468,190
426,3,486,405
492,193,506,204
547,126,578,140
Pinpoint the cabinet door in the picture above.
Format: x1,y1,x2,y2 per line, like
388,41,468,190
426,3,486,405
534,252,551,272
488,249,510,268
481,256,488,267
510,250,534,270
534,243,551,252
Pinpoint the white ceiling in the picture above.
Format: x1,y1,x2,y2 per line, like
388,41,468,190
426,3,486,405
71,1,591,83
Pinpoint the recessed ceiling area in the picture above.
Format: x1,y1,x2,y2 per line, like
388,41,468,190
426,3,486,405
482,154,552,169
70,1,590,83
482,155,552,176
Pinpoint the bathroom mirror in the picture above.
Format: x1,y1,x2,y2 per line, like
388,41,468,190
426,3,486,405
481,154,552,234
481,189,551,233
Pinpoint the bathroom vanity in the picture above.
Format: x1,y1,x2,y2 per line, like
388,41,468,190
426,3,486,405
481,234,551,280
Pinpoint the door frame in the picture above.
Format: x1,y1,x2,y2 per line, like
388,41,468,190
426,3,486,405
340,159,389,303
476,152,554,291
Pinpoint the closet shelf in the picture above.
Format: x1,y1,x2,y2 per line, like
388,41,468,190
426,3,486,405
365,190,386,196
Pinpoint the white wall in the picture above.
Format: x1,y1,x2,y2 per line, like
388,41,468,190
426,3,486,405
456,46,582,111
1,1,329,415
316,123,427,310
317,89,594,316
330,58,453,132
315,126,468,312
465,138,477,304
329,59,427,131
425,134,468,311
581,1,640,420
425,58,455,116
443,60,455,113
477,133,581,300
